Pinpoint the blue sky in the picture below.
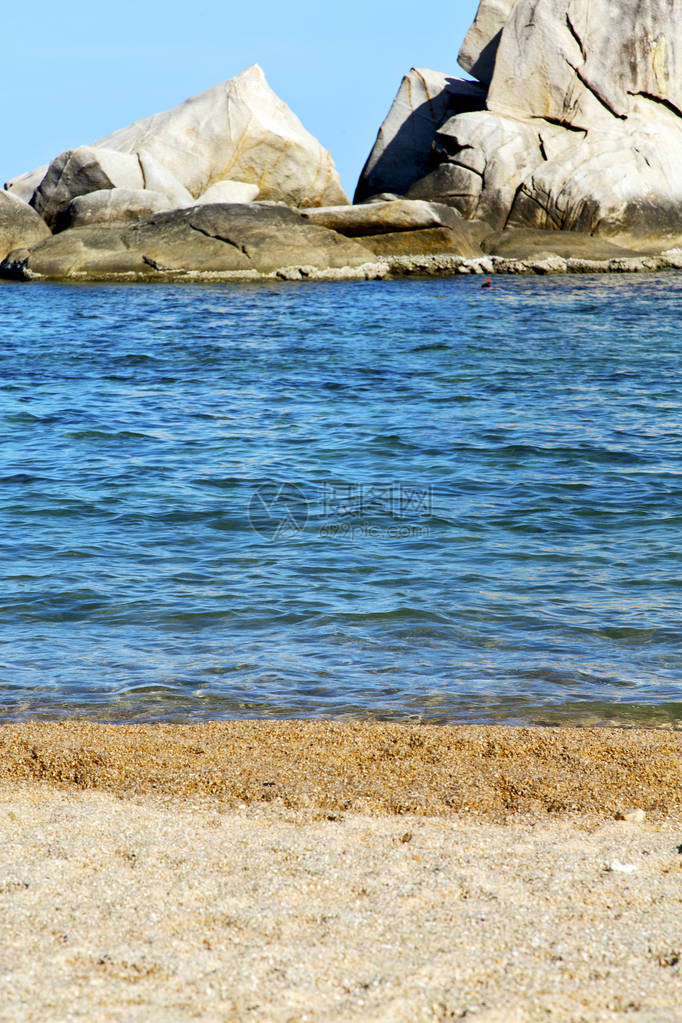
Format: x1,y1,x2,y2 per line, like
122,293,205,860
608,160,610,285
3,1,478,197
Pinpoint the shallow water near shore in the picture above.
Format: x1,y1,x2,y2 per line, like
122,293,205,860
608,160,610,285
2,272,682,726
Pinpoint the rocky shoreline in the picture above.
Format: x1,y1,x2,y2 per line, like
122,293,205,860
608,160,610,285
3,0,682,284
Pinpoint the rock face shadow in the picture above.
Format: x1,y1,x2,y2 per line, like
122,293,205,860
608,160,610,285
465,29,503,87
353,73,486,204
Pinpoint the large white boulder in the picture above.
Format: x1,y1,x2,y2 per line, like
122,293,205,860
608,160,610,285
12,65,347,228
93,64,347,207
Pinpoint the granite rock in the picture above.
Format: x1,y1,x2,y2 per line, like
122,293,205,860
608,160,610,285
31,147,145,229
483,228,643,260
457,0,515,86
1,203,375,281
92,64,347,207
300,199,485,257
12,65,346,229
0,190,51,262
487,0,682,128
137,151,195,208
354,68,486,203
57,188,172,231
360,226,483,259
363,0,682,242
195,181,260,205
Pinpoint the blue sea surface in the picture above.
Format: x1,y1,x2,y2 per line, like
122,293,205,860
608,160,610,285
2,273,681,725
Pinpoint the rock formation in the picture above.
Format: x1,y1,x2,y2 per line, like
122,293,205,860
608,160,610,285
0,191,50,262
0,204,375,281
357,0,682,240
4,11,682,283
354,69,486,203
6,65,347,220
299,199,486,257
57,189,173,232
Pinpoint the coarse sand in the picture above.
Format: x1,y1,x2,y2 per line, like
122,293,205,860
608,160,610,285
0,721,680,1022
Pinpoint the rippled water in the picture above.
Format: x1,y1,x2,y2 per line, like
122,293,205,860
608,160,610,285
2,274,682,725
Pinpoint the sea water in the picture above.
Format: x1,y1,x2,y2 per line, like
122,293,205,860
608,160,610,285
2,273,681,726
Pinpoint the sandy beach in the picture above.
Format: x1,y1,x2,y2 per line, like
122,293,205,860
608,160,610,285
0,722,680,1022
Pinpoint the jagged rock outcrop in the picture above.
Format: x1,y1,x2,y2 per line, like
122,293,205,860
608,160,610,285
0,191,51,261
9,65,346,223
358,0,682,241
457,0,515,86
0,204,375,281
354,69,486,203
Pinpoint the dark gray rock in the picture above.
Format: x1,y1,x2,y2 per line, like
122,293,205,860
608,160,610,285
483,228,644,260
360,226,483,258
1,203,377,281
0,191,51,262
31,147,144,230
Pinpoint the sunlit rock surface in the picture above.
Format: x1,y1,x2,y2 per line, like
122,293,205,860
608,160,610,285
358,0,682,240
9,65,347,225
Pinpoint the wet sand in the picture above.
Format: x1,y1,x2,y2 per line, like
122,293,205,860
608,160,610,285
1,722,681,1022
1,720,681,818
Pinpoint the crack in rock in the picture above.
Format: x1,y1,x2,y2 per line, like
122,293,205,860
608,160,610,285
566,60,627,120
142,255,176,272
565,12,587,62
628,91,682,120
533,115,587,135
188,222,251,258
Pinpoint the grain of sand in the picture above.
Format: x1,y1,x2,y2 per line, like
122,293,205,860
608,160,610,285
0,721,680,1022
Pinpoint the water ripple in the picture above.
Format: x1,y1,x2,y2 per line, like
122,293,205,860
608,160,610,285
1,274,682,725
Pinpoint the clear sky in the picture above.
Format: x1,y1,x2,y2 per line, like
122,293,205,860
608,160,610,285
3,1,478,197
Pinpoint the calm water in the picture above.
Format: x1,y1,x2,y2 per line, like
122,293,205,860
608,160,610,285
2,274,682,726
